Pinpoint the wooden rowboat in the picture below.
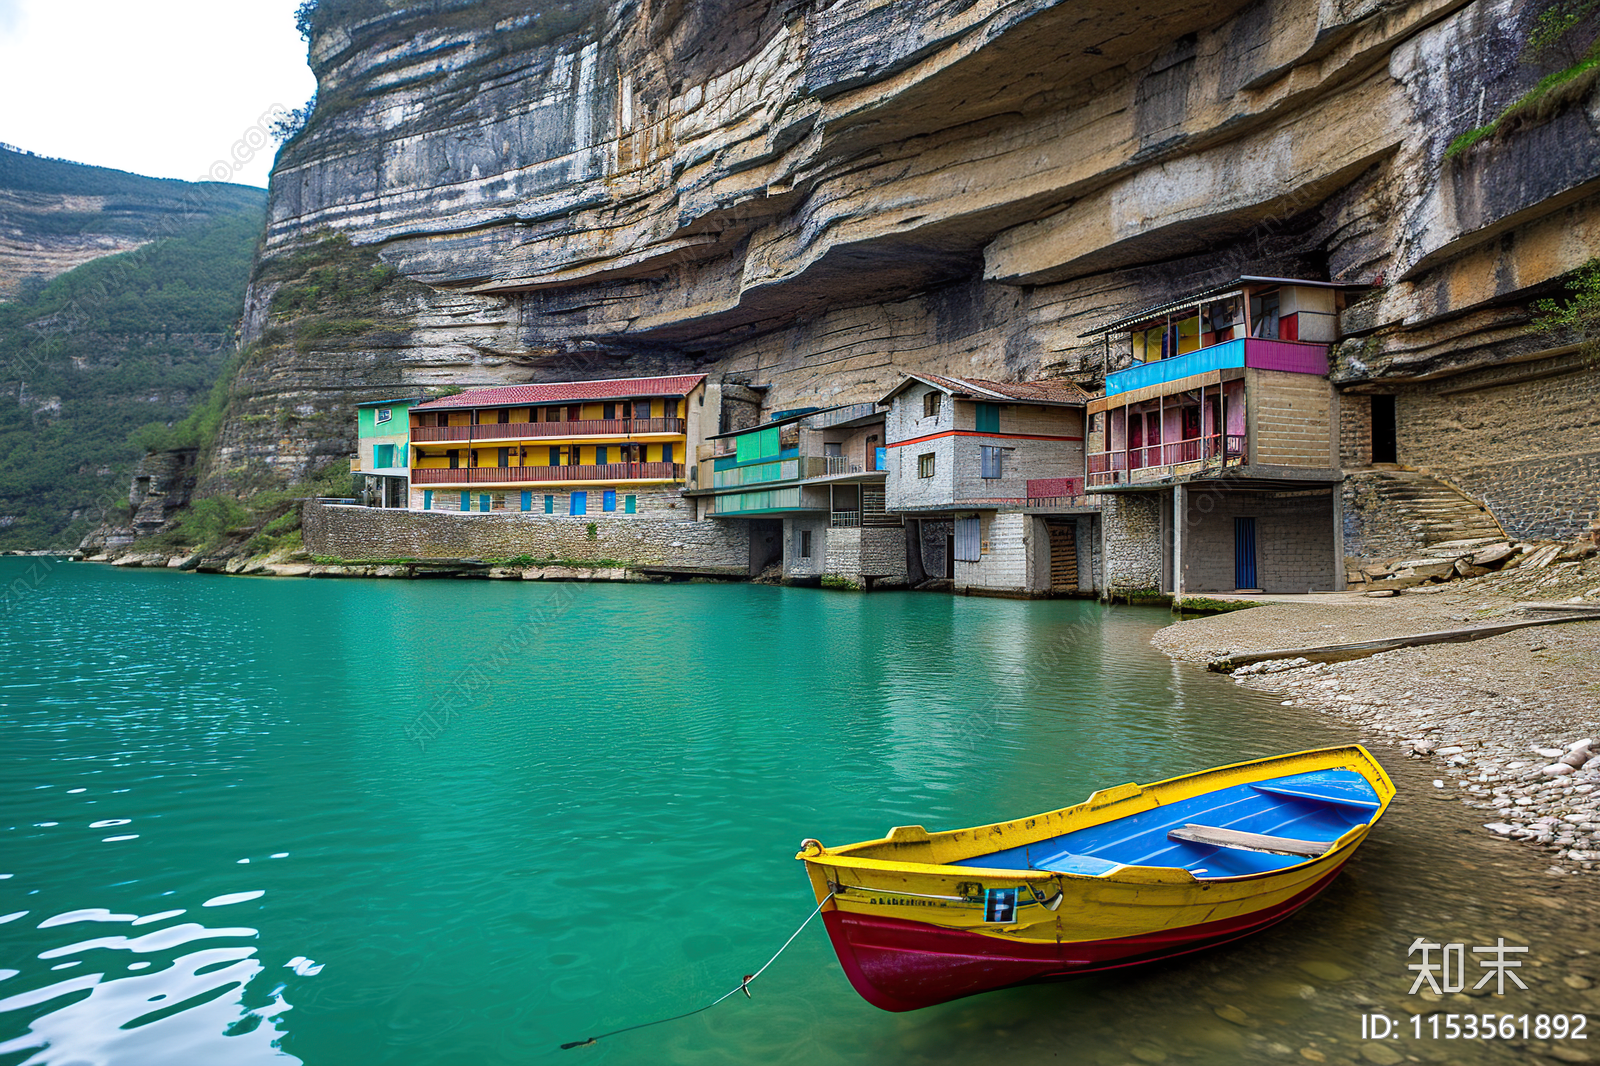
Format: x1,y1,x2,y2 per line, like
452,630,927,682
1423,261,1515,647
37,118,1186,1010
797,745,1393,1012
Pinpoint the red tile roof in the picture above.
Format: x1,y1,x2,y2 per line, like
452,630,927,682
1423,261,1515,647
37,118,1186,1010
413,374,706,411
882,373,1091,406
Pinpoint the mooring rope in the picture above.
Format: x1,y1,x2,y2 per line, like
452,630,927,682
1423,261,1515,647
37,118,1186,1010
558,891,834,1051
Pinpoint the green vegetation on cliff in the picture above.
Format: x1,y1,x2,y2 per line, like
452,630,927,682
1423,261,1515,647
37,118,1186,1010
0,200,265,549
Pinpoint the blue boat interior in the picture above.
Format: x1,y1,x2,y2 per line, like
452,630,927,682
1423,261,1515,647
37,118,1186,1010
952,769,1381,879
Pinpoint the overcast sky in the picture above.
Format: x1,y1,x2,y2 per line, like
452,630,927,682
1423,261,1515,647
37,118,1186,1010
0,0,317,189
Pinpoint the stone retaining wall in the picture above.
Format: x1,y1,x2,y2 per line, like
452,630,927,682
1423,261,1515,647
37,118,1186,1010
302,501,750,569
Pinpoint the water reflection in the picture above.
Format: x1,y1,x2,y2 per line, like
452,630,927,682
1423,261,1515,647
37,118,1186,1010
0,904,301,1065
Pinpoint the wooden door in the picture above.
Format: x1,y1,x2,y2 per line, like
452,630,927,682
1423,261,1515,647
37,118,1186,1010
1046,520,1078,592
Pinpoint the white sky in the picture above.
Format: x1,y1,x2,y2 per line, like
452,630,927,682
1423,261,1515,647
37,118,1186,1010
0,0,317,189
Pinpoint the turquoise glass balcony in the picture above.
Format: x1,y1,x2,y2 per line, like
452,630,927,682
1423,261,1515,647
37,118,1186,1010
1105,339,1329,397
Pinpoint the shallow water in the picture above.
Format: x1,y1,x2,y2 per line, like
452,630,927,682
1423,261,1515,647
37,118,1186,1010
0,559,1595,1065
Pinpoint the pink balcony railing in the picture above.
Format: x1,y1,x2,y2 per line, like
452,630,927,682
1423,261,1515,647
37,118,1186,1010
1086,434,1246,486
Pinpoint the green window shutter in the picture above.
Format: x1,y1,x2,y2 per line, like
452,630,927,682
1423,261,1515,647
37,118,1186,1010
976,403,999,433
423,490,433,510
544,494,554,514
479,494,491,512
548,446,561,466
459,492,469,511
624,494,636,514
596,446,608,465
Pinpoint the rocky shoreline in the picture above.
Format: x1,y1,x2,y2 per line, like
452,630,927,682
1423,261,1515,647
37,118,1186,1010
1155,555,1600,874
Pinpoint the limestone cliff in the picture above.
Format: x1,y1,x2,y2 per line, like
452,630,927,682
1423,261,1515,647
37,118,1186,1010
224,0,1600,534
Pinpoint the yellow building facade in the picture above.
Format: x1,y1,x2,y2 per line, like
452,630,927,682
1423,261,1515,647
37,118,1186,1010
407,375,707,514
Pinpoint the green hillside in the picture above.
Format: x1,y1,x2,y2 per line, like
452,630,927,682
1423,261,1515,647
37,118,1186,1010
0,189,266,550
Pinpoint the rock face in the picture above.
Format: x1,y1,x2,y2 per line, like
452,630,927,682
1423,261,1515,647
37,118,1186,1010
224,0,1600,537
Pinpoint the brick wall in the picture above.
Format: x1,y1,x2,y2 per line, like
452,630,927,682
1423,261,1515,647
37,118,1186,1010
1339,392,1372,468
1389,355,1600,541
1247,369,1335,468
302,501,750,567
954,511,1028,593
1102,492,1164,592
1181,489,1336,593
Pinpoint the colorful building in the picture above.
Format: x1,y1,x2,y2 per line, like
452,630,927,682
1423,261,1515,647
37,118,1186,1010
1083,277,1368,596
688,403,904,586
406,375,707,515
880,373,1100,596
353,397,419,508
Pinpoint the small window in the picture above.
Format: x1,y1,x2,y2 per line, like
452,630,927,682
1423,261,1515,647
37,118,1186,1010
447,449,460,469
375,407,392,425
497,408,510,424
596,446,608,466
603,403,616,419
603,489,617,512
498,447,511,468
976,403,999,433
918,453,936,478
662,443,674,464
544,494,555,514
980,445,1003,479
423,490,433,510
520,491,532,512
624,494,636,514
923,392,942,418
570,491,587,516
800,530,812,559
459,492,470,512
479,494,492,512
548,446,562,466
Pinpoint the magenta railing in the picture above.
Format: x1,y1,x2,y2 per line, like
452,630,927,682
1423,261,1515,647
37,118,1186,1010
413,463,684,484
412,418,685,443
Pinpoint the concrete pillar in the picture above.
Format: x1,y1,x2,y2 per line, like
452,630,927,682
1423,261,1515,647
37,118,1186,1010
1174,484,1186,597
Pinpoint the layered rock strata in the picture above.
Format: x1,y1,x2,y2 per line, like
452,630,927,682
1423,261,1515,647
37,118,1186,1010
225,0,1600,539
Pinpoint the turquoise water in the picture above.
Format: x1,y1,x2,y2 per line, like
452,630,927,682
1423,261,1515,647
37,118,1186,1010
1,559,1595,1065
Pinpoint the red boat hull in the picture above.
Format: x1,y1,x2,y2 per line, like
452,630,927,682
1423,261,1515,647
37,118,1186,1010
822,867,1344,1011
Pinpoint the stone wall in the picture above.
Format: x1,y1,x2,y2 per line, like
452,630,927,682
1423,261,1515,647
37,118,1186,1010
1389,355,1600,541
1102,492,1165,594
302,500,748,568
1181,489,1337,593
1338,392,1373,469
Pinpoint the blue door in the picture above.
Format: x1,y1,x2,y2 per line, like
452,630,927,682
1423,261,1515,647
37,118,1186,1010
1235,517,1258,590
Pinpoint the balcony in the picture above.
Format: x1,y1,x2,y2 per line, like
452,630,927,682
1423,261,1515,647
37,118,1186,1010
1087,434,1247,487
413,463,685,485
411,417,686,443
1104,339,1328,397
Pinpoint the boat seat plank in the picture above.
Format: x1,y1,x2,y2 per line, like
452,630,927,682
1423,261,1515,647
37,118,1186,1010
1168,824,1333,858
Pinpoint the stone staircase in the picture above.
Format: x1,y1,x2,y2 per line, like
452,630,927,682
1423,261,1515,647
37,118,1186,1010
1343,468,1506,562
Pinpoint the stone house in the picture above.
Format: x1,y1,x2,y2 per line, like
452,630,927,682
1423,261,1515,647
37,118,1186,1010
1084,278,1367,596
881,373,1101,597
686,403,907,587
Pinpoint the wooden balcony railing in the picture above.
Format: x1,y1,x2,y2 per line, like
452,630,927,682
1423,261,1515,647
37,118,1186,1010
1086,434,1246,487
411,417,686,443
412,463,685,485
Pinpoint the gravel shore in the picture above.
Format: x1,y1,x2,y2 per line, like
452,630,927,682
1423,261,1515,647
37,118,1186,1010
1154,556,1600,872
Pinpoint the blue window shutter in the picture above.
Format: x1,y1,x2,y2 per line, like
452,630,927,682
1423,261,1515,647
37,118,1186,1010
597,446,608,465
423,490,433,510
479,494,491,512
603,489,616,511
662,443,674,464
570,491,587,516
459,492,469,512
549,446,560,466
544,494,554,514
624,494,636,514
520,490,532,511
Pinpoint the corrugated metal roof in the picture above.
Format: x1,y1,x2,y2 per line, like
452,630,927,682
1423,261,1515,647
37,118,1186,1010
1079,277,1373,338
412,374,707,411
880,373,1091,407
355,397,422,408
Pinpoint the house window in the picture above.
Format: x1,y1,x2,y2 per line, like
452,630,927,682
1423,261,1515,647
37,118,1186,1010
423,490,433,510
497,408,510,424
548,446,562,466
603,403,616,419
923,392,942,418
498,447,511,468
661,443,674,464
603,489,617,512
375,408,392,425
955,516,981,562
459,492,470,512
918,453,936,478
447,449,460,469
980,445,1003,479
624,494,636,514
800,530,812,558
976,403,999,433
596,446,608,465
479,494,492,512
570,491,587,516
544,494,555,514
